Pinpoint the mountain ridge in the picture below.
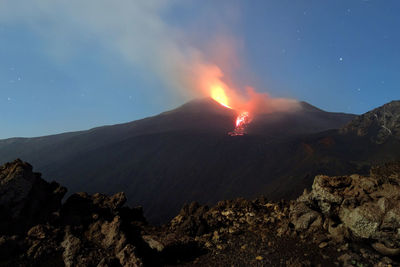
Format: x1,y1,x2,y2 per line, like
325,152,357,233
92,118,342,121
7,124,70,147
340,100,400,143
0,98,353,141
2,99,399,223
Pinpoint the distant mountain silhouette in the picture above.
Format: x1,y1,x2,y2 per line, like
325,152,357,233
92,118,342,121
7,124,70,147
1,98,399,223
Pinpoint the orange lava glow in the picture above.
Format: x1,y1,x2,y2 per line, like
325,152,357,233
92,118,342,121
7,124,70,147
209,84,251,136
229,111,251,136
210,85,231,109
236,111,249,127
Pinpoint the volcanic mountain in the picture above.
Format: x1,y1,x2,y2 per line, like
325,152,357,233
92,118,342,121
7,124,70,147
1,98,399,223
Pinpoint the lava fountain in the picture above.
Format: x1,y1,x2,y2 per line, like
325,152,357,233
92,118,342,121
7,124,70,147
210,85,231,109
210,85,251,136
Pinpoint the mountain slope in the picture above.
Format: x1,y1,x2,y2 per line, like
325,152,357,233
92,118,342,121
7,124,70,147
247,101,355,140
3,98,393,223
0,98,353,165
340,100,400,144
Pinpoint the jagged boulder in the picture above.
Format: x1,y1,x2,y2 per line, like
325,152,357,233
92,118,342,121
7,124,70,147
339,202,382,239
55,191,148,266
290,161,400,256
0,159,66,234
289,201,322,231
170,202,209,237
20,191,149,267
0,160,153,266
59,215,144,267
60,191,140,226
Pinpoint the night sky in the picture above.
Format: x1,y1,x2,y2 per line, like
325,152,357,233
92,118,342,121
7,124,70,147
1,0,399,138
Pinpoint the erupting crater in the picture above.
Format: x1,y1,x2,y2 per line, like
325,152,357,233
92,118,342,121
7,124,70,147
210,86,252,136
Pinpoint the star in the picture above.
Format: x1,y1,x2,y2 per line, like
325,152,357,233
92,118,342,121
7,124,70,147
339,57,343,61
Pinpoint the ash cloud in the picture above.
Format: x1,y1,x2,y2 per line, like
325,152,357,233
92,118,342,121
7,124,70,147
0,0,299,113
0,0,218,98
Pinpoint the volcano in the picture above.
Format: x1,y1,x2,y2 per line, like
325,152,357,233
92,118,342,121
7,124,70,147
1,98,400,223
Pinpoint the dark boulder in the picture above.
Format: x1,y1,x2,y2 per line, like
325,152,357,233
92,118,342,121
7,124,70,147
0,159,66,234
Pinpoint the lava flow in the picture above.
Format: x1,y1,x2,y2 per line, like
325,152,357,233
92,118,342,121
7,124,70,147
229,111,251,136
210,85,251,136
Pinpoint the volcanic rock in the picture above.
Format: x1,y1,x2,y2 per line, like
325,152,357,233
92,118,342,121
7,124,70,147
340,100,400,143
1,159,400,266
290,161,400,258
0,160,156,266
0,159,66,234
289,202,322,231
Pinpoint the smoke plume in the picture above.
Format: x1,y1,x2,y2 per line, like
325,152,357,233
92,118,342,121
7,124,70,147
0,0,299,114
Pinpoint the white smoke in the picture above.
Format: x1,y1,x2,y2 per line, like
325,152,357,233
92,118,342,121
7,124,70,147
0,0,299,114
0,0,219,98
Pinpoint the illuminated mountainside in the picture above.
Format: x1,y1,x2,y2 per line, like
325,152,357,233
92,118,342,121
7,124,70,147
2,99,399,223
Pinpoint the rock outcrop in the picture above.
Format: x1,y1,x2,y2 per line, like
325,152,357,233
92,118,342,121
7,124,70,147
1,159,400,266
340,100,400,144
157,162,400,266
0,159,66,234
289,161,400,265
0,160,152,266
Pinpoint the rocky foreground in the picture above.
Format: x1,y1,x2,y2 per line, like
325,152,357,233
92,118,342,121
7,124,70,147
0,160,399,266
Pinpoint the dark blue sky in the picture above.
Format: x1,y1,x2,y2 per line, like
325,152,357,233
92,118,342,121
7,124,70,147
1,0,399,138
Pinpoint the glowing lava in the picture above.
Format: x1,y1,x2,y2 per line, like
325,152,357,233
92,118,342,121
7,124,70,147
236,111,249,127
211,85,231,109
209,85,251,136
229,111,251,136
